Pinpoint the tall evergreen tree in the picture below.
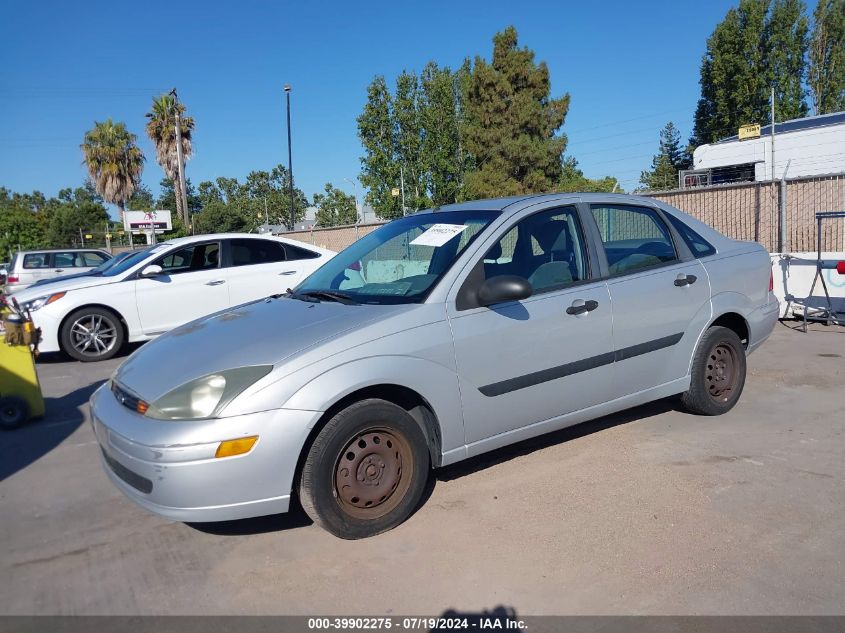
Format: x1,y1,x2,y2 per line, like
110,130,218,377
463,26,570,198
393,71,428,211
420,61,469,206
358,76,402,220
692,0,809,146
640,122,691,191
809,0,845,114
765,0,809,121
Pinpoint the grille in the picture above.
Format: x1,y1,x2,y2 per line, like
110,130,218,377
111,381,142,413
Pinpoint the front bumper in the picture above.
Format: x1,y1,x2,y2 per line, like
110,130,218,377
89,383,322,522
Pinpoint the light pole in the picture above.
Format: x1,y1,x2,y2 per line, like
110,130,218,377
343,177,360,224
284,84,295,231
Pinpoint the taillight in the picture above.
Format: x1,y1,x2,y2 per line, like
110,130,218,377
6,275,18,283
837,261,845,275
769,270,774,292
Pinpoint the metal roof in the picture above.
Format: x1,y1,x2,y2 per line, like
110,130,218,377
713,110,845,145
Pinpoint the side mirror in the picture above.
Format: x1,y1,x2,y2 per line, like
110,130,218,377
477,275,532,307
140,264,163,278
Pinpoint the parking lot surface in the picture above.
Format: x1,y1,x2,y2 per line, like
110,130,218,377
1,323,844,615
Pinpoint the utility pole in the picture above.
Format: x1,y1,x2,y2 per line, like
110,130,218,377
79,228,85,247
771,87,776,182
284,84,295,230
343,177,360,224
400,166,407,216
170,88,190,230
771,87,781,252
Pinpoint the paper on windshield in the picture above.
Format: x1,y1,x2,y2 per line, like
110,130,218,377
410,224,468,247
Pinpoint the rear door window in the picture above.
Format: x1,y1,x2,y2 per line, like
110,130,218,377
229,239,287,267
590,205,678,275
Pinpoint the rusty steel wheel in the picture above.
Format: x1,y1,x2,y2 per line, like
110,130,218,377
681,325,746,416
705,342,739,403
333,428,413,520
298,398,430,539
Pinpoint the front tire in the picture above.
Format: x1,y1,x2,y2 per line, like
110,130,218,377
60,307,125,362
298,399,430,539
681,326,746,415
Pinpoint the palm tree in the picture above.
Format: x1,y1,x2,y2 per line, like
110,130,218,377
81,119,145,223
145,94,194,226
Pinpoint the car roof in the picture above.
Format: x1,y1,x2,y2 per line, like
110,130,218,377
150,232,334,254
14,247,109,254
423,192,670,213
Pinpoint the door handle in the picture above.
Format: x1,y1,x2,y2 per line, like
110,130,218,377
205,279,226,286
566,299,599,315
674,274,697,287
279,270,297,276
54,269,64,273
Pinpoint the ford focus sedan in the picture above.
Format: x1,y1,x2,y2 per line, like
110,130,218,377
90,193,779,539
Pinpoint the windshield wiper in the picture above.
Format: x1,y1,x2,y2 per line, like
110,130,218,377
290,290,359,305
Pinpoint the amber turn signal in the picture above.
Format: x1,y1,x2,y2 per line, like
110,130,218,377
215,436,258,458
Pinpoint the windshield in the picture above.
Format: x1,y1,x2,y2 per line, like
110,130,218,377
101,247,160,277
295,210,497,304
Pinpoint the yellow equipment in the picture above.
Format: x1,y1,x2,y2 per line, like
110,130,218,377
1,307,45,429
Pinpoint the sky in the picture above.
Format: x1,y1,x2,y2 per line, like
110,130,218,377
1,0,744,216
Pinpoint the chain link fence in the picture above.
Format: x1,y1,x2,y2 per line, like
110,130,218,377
278,175,845,255
645,173,845,253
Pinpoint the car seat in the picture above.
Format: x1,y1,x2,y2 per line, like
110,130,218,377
528,220,577,289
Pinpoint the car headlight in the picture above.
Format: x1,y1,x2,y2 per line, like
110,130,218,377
22,292,65,311
145,366,273,420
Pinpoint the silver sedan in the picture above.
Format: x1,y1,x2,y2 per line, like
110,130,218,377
90,193,779,539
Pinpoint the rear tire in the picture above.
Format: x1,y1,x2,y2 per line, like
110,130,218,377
0,396,30,430
681,326,746,416
298,399,430,539
60,307,124,362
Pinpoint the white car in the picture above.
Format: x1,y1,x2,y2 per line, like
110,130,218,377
13,234,334,361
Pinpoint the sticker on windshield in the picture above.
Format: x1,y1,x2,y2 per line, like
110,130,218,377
410,224,468,247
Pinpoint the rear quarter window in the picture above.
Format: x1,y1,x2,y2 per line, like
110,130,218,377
283,243,321,260
23,253,50,269
666,214,717,257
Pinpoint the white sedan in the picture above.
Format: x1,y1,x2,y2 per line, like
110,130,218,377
13,233,334,361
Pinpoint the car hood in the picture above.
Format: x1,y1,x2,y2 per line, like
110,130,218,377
11,275,115,300
114,297,408,402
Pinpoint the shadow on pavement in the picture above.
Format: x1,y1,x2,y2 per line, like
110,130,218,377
438,397,681,482
0,380,104,481
186,502,313,535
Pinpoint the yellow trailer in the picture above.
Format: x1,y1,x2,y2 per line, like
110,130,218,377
1,310,45,429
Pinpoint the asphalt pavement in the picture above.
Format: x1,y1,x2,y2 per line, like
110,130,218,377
1,322,844,615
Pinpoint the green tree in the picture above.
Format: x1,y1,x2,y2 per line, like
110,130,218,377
462,26,570,198
558,157,621,193
639,122,691,191
192,200,249,234
313,183,358,227
157,178,201,217
145,94,195,227
81,119,144,221
766,0,809,121
44,189,110,248
358,76,403,220
0,193,42,258
809,0,845,114
127,183,155,211
420,61,469,206
692,0,810,146
393,71,428,211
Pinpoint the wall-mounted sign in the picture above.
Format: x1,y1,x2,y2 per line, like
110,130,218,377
738,123,761,140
